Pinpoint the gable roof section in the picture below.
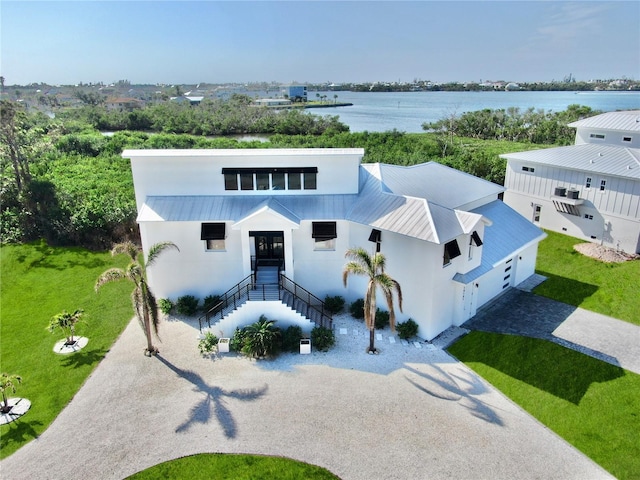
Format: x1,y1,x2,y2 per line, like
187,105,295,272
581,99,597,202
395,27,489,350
568,110,640,132
500,144,640,180
232,198,300,229
453,200,546,284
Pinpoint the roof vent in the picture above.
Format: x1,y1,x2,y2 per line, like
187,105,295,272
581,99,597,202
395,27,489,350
598,152,604,157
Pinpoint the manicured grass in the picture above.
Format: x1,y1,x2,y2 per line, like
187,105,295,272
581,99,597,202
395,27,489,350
535,230,640,325
448,332,640,480
126,453,340,479
0,241,133,459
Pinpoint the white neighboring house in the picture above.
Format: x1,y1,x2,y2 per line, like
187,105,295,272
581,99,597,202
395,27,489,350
125,148,545,340
501,110,640,254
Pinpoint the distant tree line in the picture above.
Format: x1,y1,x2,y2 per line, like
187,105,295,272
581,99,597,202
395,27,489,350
1,99,596,248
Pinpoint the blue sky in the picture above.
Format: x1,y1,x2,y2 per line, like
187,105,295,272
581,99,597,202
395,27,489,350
1,1,639,85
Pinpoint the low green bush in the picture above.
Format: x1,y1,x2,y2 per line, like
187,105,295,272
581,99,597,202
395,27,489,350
349,298,365,319
198,332,218,356
230,327,248,352
374,309,389,330
158,298,173,315
176,295,199,316
281,325,304,353
202,294,222,313
324,295,345,314
396,318,419,340
241,315,281,358
311,326,335,352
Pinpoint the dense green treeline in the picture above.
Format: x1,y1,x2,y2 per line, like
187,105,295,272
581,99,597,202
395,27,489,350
58,94,348,136
1,99,591,248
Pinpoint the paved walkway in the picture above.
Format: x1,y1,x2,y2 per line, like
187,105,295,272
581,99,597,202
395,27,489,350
0,311,613,480
465,275,640,374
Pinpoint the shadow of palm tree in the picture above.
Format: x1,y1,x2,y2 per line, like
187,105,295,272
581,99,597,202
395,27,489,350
404,364,504,425
155,355,267,438
59,348,109,369
0,418,44,452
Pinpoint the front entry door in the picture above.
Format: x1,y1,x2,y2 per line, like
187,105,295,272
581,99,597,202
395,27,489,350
252,231,284,267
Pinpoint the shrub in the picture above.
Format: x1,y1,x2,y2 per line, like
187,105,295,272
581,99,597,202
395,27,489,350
230,327,248,352
198,331,219,356
158,298,173,315
202,294,222,313
175,295,199,316
349,298,365,319
374,309,390,330
281,325,304,353
324,295,345,314
242,315,281,358
396,318,419,340
311,326,335,352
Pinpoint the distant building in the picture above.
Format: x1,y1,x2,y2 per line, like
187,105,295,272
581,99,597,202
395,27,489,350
254,98,292,107
284,85,307,102
106,97,144,112
170,96,204,106
501,110,640,254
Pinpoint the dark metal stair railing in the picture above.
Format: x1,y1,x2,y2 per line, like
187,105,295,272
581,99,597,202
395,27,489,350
198,273,255,332
279,274,333,330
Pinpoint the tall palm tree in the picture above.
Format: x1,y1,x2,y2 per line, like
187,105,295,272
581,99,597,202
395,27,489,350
95,241,179,356
343,247,402,354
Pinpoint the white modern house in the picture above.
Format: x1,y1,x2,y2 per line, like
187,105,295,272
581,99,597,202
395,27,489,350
501,110,640,254
125,148,545,340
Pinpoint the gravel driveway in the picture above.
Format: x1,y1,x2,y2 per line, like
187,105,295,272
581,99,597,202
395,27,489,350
0,314,613,480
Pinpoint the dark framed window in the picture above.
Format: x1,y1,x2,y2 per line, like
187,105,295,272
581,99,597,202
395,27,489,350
256,173,270,190
224,173,238,190
600,180,606,192
312,222,337,240
443,239,461,266
303,171,317,190
470,231,483,247
288,172,301,190
240,173,254,190
201,223,226,240
272,172,285,190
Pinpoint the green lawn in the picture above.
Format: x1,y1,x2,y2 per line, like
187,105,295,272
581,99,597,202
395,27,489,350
448,332,640,480
126,453,340,479
534,230,640,325
0,241,133,459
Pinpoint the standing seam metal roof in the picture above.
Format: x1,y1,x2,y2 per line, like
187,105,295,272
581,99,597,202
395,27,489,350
568,110,640,132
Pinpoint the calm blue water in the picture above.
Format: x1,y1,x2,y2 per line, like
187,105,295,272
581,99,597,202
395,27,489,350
309,90,640,133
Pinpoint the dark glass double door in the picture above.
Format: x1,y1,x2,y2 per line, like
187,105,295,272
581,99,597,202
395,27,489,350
252,231,284,267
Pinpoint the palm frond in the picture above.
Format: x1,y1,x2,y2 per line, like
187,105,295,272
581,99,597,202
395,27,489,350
146,241,179,268
111,241,139,261
94,268,127,292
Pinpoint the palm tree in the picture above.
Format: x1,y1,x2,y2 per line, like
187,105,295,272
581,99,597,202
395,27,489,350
1,373,22,413
95,241,179,356
343,247,402,354
48,308,84,345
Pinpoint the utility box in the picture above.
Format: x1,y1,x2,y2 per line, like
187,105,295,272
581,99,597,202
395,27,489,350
300,339,311,354
218,338,230,353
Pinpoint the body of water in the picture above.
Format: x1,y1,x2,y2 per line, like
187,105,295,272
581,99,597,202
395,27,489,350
309,90,640,133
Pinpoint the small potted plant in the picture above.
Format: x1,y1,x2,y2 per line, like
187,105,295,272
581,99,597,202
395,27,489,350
0,373,22,414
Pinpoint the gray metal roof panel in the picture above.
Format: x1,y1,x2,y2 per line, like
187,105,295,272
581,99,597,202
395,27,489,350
568,110,640,132
500,144,640,179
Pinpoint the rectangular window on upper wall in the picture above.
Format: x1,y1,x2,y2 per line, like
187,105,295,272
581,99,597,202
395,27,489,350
443,239,461,266
256,173,270,191
288,173,301,190
585,177,592,188
240,172,254,190
312,222,337,251
272,172,285,190
600,180,606,191
224,173,238,190
584,214,594,220
303,171,317,190
590,133,606,140
522,166,535,173
623,136,632,143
